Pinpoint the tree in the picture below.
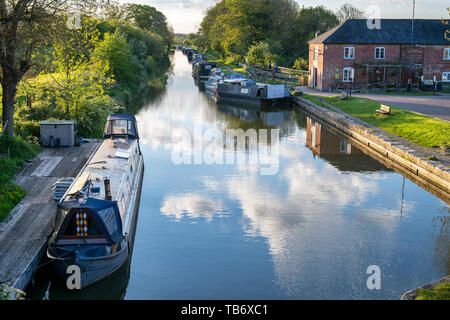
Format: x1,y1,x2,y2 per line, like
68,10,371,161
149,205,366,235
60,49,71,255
51,16,100,116
0,0,91,136
284,6,339,61
246,41,279,66
336,3,366,23
123,3,174,52
292,57,308,70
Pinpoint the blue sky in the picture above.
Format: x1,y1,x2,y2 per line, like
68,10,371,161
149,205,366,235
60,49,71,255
120,0,449,33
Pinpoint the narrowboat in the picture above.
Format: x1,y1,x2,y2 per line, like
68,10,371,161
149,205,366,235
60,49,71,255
193,62,217,83
215,79,293,107
47,114,144,289
204,75,226,98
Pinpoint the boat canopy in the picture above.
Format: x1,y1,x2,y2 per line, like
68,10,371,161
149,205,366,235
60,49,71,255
55,198,124,244
104,114,139,139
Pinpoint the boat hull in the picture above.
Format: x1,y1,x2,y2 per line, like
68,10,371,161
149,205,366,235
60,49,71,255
47,152,145,289
215,91,293,108
48,246,129,289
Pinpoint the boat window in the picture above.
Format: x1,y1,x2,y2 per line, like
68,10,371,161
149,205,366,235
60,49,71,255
257,89,263,97
113,120,128,135
60,208,105,239
97,207,118,236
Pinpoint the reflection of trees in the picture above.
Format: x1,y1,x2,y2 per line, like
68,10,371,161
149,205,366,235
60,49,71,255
432,211,450,275
127,56,174,114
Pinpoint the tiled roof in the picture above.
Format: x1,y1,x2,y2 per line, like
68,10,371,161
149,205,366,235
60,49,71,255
309,19,450,45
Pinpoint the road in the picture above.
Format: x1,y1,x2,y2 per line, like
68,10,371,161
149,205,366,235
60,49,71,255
298,86,450,121
354,93,450,121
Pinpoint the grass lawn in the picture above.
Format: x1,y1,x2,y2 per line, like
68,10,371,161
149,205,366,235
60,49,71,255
416,283,450,300
302,94,450,150
0,135,39,222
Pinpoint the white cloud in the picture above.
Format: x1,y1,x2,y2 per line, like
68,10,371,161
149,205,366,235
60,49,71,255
160,193,228,221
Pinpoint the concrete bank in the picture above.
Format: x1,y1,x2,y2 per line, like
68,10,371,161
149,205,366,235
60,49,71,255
0,140,100,292
294,97,450,199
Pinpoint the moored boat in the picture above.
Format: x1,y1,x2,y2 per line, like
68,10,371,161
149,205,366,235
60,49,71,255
215,79,293,107
47,114,144,289
192,61,217,83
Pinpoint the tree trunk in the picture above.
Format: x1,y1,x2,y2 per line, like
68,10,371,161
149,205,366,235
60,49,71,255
1,79,18,137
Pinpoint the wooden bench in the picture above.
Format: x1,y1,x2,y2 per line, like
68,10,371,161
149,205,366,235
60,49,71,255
376,104,391,115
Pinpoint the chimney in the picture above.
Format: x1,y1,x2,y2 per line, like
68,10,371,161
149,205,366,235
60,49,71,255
103,177,112,201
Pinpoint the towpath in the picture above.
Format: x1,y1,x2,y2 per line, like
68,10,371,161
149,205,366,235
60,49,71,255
0,140,100,291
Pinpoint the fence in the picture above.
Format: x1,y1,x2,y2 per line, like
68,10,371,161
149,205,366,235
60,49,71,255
245,64,309,86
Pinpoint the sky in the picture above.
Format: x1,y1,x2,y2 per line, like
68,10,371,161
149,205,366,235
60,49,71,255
119,0,449,34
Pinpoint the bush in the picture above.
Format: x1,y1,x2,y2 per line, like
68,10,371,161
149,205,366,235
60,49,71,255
292,57,308,70
0,135,39,222
246,41,280,67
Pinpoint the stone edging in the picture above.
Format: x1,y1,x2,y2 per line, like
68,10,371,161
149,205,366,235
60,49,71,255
294,97,450,196
401,275,449,300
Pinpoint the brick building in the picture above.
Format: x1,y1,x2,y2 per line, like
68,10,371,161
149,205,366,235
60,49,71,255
308,19,450,92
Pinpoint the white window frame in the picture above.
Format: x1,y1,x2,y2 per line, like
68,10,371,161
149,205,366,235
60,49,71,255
375,47,385,60
344,47,355,59
442,72,450,82
444,48,450,60
343,67,354,82
314,46,319,61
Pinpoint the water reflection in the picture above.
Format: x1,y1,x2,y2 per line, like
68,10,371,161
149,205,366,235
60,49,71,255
306,117,391,173
128,52,448,299
27,50,449,300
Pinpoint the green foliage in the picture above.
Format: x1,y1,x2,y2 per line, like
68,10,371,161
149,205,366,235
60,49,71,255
198,1,339,67
123,3,174,51
7,3,173,141
416,283,450,300
246,42,279,66
94,31,139,85
0,135,39,222
292,57,309,70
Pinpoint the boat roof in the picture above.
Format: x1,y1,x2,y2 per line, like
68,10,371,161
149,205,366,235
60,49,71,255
106,114,137,121
63,137,138,204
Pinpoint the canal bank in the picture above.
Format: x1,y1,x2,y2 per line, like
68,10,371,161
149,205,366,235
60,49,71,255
294,97,450,201
0,140,100,292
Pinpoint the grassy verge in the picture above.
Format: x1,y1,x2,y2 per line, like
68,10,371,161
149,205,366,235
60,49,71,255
206,52,247,75
0,135,40,222
416,282,450,300
302,94,450,150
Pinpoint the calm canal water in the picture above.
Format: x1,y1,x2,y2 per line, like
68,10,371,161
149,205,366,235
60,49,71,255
28,51,449,300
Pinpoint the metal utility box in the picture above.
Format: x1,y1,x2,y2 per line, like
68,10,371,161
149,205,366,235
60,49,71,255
40,120,75,147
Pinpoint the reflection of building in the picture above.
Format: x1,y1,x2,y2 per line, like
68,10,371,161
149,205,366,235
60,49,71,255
306,117,390,172
307,118,362,156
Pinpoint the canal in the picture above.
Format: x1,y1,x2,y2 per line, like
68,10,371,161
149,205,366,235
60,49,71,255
27,51,449,300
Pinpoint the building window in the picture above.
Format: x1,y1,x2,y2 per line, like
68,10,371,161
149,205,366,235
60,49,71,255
444,48,450,60
344,47,355,59
375,47,385,59
343,67,354,82
314,46,319,61
443,72,450,82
